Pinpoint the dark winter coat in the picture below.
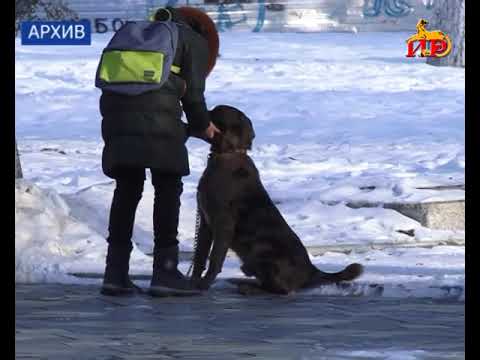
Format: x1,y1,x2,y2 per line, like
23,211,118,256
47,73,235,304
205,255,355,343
100,18,211,179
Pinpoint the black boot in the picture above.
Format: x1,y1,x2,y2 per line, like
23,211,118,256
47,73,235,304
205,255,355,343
101,244,142,296
149,245,201,297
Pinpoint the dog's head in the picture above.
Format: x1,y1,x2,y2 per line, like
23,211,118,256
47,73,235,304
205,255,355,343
208,105,255,153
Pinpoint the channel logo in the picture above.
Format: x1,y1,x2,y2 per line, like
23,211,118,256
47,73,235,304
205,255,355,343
406,19,451,58
21,20,91,45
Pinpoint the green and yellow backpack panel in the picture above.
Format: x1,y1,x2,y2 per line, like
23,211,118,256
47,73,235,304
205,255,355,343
95,20,179,95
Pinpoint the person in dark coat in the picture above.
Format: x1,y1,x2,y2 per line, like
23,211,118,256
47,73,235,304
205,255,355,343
100,7,220,296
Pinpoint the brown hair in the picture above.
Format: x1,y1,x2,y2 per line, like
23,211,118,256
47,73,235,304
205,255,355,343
177,7,219,77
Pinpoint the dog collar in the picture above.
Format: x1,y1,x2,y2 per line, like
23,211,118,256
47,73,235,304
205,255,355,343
210,149,248,157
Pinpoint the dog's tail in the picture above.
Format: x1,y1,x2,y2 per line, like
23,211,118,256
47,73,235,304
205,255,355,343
304,263,364,288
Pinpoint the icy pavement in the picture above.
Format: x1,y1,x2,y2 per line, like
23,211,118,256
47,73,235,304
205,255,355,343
15,32,464,290
16,284,464,360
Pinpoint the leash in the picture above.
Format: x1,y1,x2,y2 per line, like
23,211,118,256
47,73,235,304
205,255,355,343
186,205,201,277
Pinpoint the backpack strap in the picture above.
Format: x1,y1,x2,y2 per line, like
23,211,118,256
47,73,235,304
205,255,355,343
149,8,182,75
171,65,181,74
170,21,185,76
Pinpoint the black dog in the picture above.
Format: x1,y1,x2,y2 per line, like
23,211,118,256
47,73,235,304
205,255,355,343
190,105,363,294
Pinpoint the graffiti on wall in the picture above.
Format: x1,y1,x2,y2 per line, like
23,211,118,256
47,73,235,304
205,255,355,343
93,18,126,33
253,0,266,32
77,0,438,33
144,0,266,32
215,1,248,31
363,0,434,18
212,0,266,32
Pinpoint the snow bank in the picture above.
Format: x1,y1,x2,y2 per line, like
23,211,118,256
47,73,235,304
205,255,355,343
15,180,151,283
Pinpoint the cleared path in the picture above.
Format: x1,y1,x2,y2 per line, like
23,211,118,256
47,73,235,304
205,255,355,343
16,284,464,360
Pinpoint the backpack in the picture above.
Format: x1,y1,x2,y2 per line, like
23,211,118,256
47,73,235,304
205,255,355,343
95,20,180,96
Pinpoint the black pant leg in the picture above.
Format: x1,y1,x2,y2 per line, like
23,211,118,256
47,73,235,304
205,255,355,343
151,170,183,249
106,168,146,252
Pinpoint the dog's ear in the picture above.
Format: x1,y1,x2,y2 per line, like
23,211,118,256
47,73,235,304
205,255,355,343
240,112,255,149
243,113,255,138
211,128,235,153
209,106,227,132
208,108,228,151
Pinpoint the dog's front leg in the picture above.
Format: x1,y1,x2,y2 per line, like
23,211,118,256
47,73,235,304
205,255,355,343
198,216,235,290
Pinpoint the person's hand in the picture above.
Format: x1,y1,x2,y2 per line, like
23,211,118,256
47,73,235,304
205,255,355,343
205,122,221,139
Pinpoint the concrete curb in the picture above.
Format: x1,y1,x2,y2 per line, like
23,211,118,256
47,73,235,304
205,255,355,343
347,200,465,231
143,239,464,262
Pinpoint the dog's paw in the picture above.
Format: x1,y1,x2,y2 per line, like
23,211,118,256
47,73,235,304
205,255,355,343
237,283,266,296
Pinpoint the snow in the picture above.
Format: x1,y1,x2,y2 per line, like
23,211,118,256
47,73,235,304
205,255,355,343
15,180,152,283
329,349,456,360
15,32,464,299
